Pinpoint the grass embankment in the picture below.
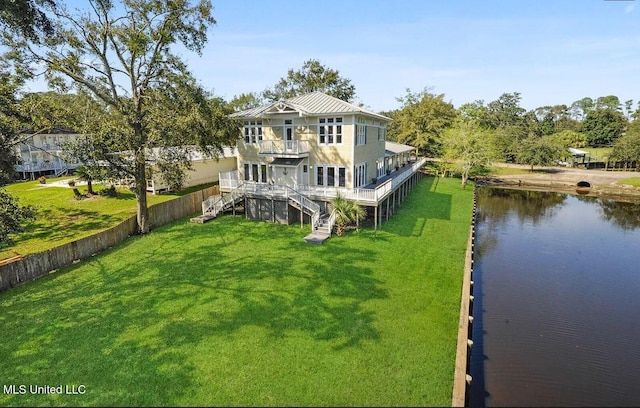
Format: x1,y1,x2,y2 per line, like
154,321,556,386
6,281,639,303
618,178,640,187
0,176,473,406
1,178,215,260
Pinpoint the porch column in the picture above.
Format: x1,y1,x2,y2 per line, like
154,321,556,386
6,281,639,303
374,205,378,232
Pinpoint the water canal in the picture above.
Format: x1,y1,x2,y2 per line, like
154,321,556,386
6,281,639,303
469,188,640,407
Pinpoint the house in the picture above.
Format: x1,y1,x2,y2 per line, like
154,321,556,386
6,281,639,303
14,128,82,179
146,147,238,194
197,92,426,241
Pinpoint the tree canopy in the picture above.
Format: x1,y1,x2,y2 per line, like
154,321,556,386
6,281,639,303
0,0,56,41
441,119,493,188
2,0,238,234
387,88,457,157
263,59,356,102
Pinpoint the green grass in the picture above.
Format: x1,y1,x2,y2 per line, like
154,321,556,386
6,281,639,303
617,177,640,187
1,178,216,260
0,176,473,406
579,146,612,160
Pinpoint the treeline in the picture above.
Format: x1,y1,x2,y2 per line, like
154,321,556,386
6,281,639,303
384,88,639,166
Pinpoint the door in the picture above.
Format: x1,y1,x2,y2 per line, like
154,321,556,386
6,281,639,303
284,119,294,152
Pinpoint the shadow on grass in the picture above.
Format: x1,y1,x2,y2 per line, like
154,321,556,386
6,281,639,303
0,215,386,405
14,207,124,244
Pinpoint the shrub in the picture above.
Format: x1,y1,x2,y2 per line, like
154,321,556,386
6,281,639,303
99,185,117,197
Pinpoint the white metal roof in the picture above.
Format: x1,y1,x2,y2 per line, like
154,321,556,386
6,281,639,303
385,141,415,155
231,91,392,122
568,148,588,156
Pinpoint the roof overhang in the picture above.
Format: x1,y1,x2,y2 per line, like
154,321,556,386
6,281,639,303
271,158,304,167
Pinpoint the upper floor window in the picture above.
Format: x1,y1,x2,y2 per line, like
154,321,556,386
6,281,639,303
318,117,342,145
356,125,367,145
378,127,386,141
244,120,263,144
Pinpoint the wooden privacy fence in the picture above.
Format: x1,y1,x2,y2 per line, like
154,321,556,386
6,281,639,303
0,185,219,292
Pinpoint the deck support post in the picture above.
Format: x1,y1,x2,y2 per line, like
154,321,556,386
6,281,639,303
374,205,378,232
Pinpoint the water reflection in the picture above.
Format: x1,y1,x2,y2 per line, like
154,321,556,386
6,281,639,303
476,188,567,225
470,187,640,407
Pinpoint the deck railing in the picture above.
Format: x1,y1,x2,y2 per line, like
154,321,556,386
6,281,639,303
285,186,321,230
258,140,310,155
202,186,244,217
217,157,426,204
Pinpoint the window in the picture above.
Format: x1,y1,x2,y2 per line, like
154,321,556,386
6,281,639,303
316,165,347,187
354,162,367,188
356,118,367,145
377,158,385,178
284,119,293,141
243,161,269,182
243,120,263,144
318,117,342,145
379,127,386,141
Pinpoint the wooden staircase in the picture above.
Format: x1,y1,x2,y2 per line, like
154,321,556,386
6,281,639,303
193,183,334,243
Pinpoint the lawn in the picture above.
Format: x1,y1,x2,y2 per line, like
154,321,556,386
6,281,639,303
617,177,640,188
0,176,473,407
1,178,216,260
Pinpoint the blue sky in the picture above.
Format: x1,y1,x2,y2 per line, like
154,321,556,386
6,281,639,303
27,0,640,112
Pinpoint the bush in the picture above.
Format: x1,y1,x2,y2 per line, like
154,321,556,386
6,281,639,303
0,190,36,248
99,185,117,197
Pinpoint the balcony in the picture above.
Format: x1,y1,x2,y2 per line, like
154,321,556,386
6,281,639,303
218,157,427,205
257,140,309,158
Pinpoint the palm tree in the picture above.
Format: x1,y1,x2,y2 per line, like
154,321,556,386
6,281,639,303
74,165,96,195
331,193,366,236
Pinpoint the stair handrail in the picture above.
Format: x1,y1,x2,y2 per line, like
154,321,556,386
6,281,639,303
326,208,337,236
285,186,320,231
203,182,245,216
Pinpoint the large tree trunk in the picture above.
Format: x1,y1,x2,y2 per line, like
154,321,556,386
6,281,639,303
134,154,150,234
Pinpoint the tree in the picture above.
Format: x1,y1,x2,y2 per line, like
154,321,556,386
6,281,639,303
331,194,366,236
582,108,627,146
458,100,491,128
515,136,564,171
3,0,238,234
533,105,578,135
624,99,634,120
486,92,528,129
595,95,622,112
0,190,36,248
228,92,264,111
73,165,96,195
387,88,457,156
0,70,38,247
570,97,595,121
550,129,588,148
441,120,494,188
0,0,56,41
263,59,356,102
610,121,640,168
0,72,24,185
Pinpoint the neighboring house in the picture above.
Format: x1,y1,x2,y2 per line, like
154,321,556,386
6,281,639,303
146,147,238,194
199,92,426,242
14,128,82,179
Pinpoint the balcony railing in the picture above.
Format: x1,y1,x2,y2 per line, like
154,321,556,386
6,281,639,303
217,157,426,205
258,140,310,156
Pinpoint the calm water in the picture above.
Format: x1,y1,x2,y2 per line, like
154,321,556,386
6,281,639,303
469,188,640,407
